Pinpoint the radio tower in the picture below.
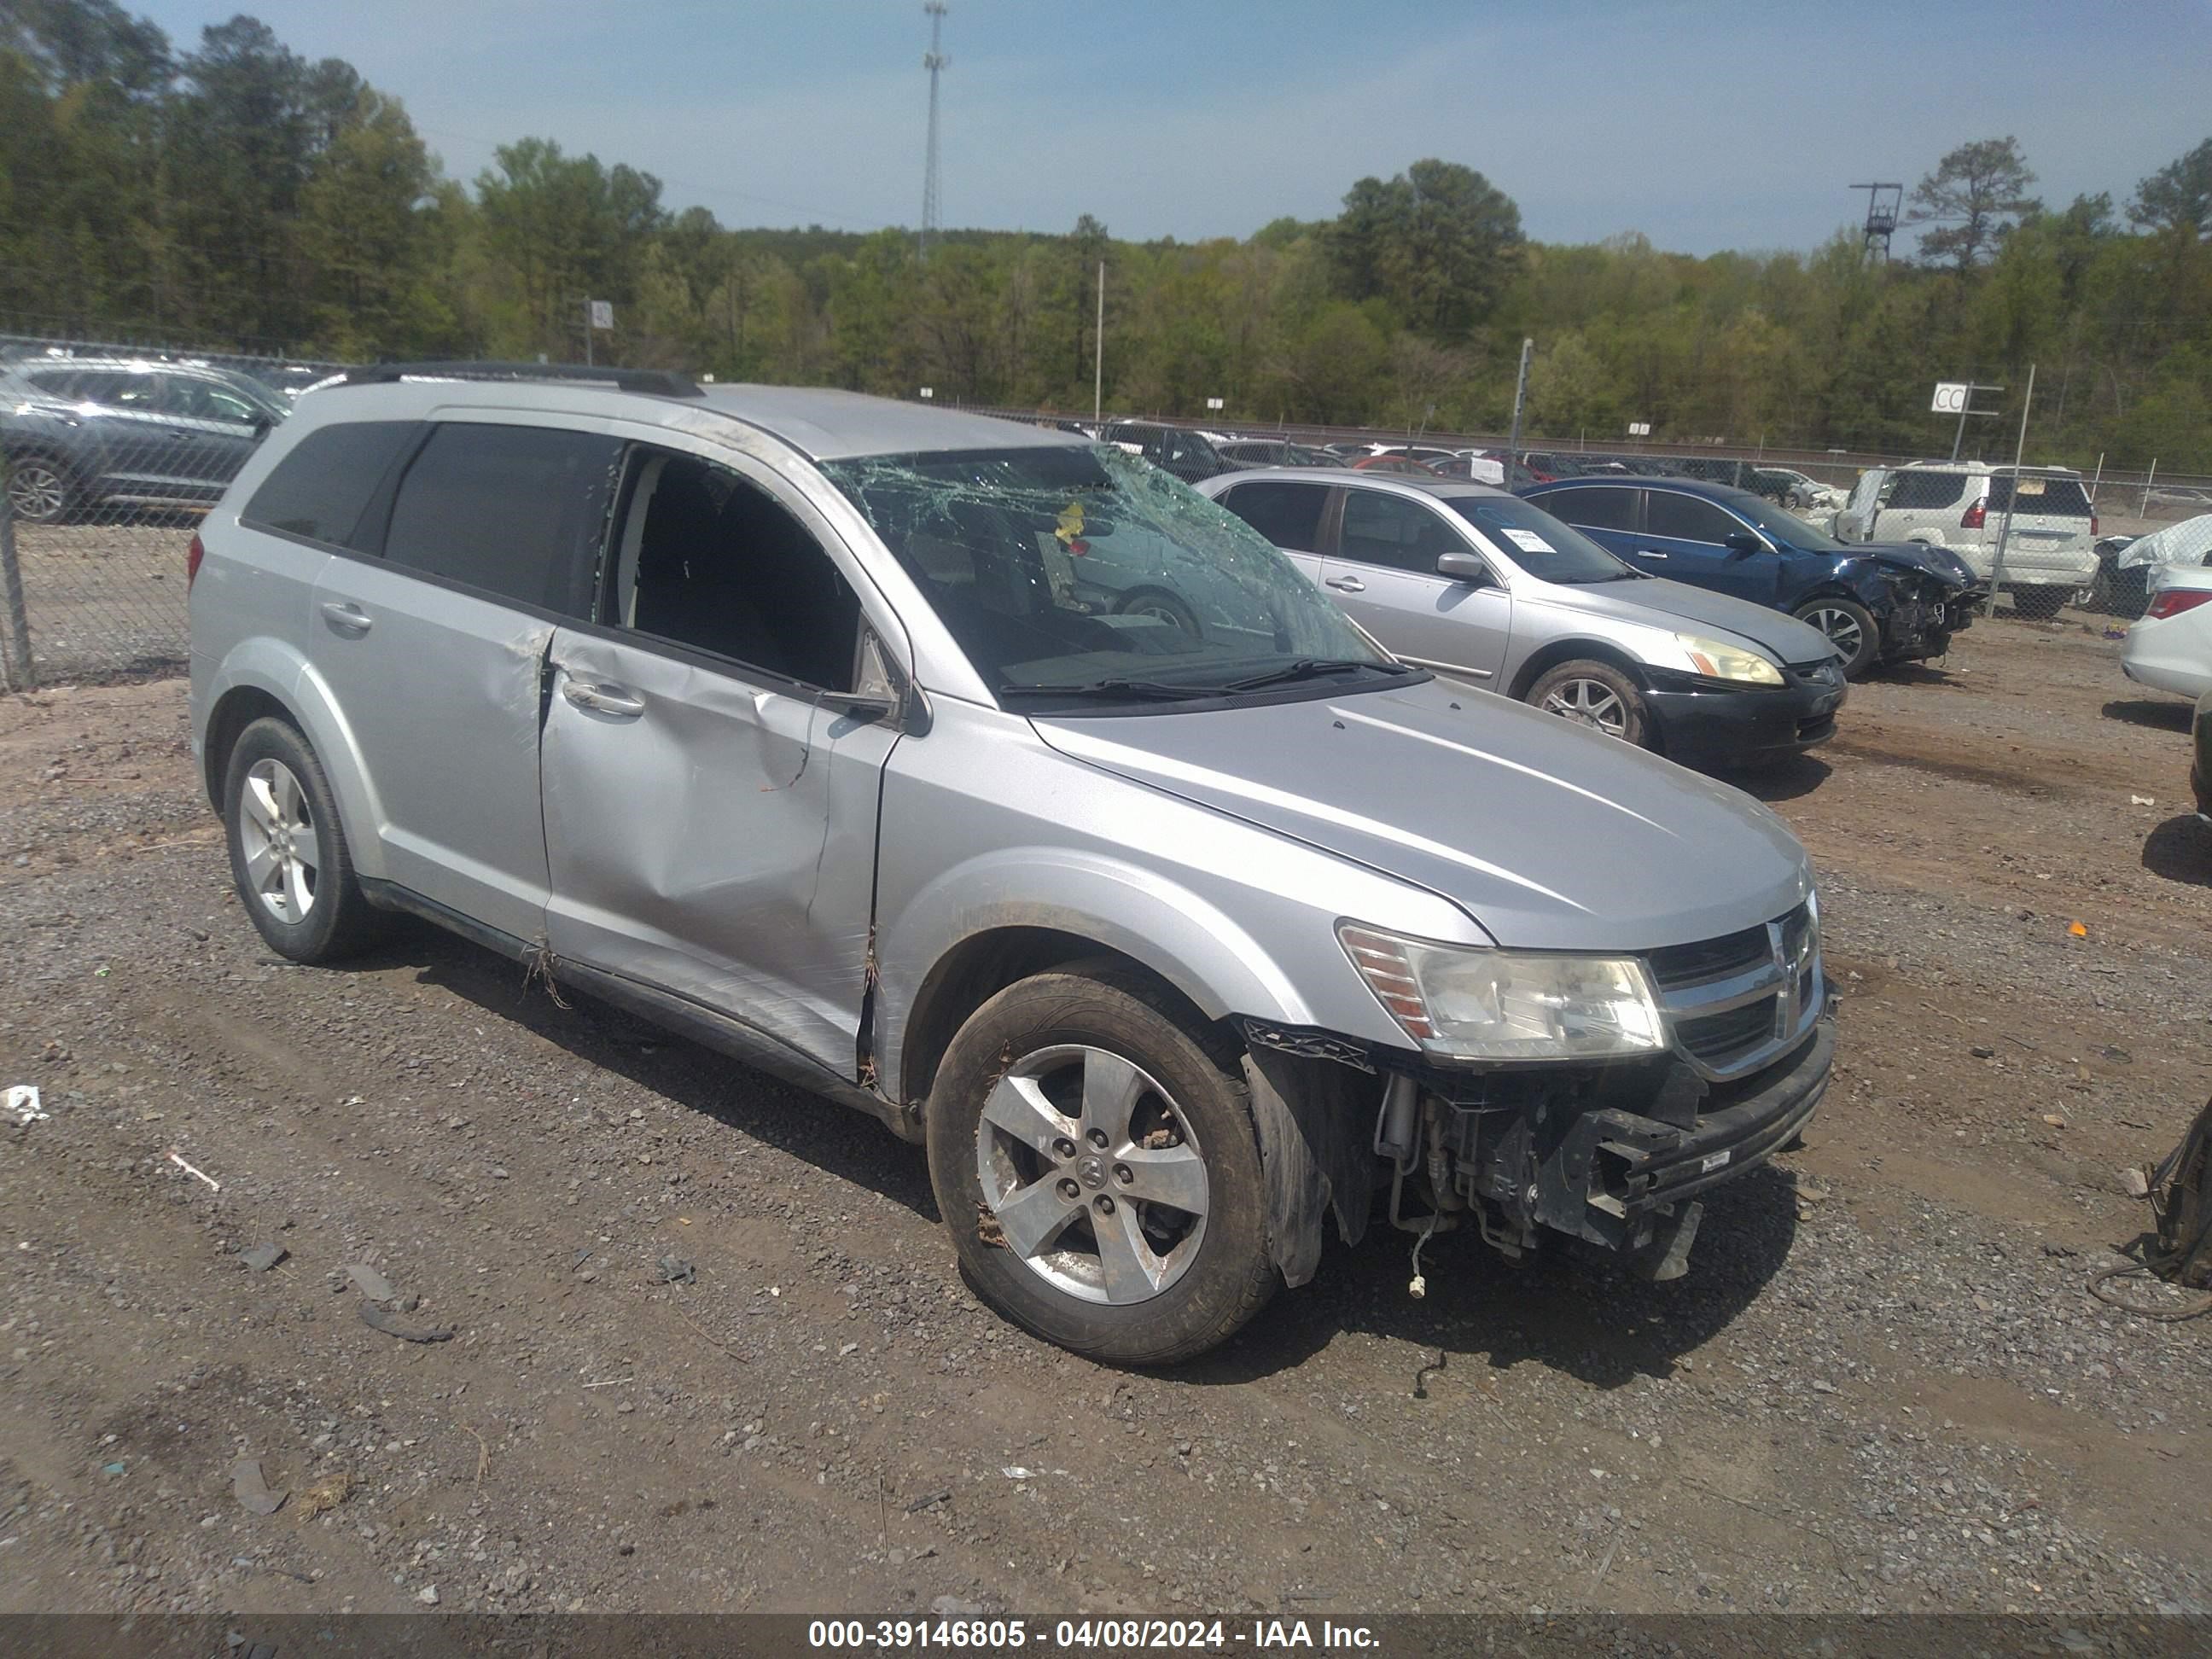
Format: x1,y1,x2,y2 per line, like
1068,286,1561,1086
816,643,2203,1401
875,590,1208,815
920,2,950,260
1850,181,1902,263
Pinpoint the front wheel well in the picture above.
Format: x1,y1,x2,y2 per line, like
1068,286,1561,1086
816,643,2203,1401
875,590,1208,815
201,686,293,810
898,928,1216,1112
1506,638,1649,702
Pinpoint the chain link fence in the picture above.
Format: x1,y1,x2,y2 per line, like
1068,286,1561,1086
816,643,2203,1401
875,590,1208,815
0,332,345,687
4,336,2209,690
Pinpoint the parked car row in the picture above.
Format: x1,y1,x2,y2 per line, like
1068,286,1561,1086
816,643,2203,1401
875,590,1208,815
1200,469,1848,767
1522,475,1982,678
1831,460,2098,618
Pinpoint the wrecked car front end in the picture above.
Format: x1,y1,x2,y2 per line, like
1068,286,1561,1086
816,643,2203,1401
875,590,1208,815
1242,895,1832,1285
1837,545,1984,664
994,671,1834,1290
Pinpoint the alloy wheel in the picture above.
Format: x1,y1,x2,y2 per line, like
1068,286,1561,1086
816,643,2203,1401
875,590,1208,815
974,1044,1209,1305
237,757,319,923
6,461,67,522
1803,606,1865,662
1540,677,1628,736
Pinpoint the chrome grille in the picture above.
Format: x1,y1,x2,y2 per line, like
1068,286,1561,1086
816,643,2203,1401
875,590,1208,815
1648,925,1767,989
1647,901,1822,1082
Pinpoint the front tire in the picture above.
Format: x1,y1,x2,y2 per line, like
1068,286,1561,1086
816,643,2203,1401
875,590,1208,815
223,717,388,963
924,969,1277,1365
1527,659,1650,748
5,454,79,525
1793,597,1880,679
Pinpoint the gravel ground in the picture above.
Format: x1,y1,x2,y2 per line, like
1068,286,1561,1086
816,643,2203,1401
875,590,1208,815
0,614,2206,1619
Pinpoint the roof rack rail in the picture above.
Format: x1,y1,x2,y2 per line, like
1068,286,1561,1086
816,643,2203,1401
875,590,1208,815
335,360,704,399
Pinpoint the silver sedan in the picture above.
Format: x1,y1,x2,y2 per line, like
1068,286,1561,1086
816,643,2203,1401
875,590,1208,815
1200,469,1847,769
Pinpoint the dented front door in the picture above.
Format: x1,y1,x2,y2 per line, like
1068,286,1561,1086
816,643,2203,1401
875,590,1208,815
538,632,897,1078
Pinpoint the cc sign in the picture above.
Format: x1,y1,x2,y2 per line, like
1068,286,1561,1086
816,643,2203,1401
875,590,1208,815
1930,381,1970,414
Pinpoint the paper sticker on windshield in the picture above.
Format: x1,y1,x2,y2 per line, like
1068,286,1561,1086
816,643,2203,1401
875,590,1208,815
1503,528,1555,554
2012,476,2045,497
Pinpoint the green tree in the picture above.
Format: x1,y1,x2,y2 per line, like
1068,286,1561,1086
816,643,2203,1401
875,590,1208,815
1326,159,1523,334
2130,138,2212,239
475,137,667,357
1906,136,2040,272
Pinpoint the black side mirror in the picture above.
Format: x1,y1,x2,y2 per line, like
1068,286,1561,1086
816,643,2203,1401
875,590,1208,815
1722,531,1767,560
1435,551,1492,585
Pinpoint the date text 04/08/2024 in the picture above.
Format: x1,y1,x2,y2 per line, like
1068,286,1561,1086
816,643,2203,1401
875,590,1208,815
806,1619,1382,1650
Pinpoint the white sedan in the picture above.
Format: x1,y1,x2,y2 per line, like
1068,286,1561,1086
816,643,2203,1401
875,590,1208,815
2122,565,2212,699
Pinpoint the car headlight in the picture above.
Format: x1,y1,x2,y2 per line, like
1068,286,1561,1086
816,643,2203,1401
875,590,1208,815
1676,633,1783,685
1339,923,1667,1062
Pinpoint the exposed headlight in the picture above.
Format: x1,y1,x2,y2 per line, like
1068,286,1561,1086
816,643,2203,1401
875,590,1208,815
1339,923,1667,1062
1676,633,1783,685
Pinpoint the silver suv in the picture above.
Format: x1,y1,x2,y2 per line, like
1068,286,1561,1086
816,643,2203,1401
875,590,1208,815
189,364,1834,1364
1833,461,2097,617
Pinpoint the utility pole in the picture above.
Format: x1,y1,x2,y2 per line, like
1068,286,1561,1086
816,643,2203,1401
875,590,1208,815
1504,338,1534,464
1989,363,2034,608
1092,259,1105,423
919,2,949,261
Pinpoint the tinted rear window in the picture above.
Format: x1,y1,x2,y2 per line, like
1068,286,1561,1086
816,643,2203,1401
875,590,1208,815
1887,471,1967,510
1537,485,1639,532
242,421,417,548
1988,475,2091,515
1219,480,1328,550
382,422,621,613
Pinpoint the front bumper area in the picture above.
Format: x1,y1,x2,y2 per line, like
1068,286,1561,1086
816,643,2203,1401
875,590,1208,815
1540,1015,1831,1249
1386,1001,1834,1272
1644,672,1842,768
1878,585,1981,660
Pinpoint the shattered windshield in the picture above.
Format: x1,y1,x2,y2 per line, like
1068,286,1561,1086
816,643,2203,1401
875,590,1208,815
822,444,1397,705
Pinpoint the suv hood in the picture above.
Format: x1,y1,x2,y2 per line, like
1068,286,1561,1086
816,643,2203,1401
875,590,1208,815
1033,676,1811,952
1522,575,1835,664
1854,541,1978,588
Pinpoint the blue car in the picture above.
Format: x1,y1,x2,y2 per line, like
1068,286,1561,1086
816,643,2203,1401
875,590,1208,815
1522,476,1984,678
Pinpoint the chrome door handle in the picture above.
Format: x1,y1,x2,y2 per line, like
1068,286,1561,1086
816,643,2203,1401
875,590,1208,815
562,678,647,719
319,600,372,637
1635,549,1668,559
1324,576,1366,592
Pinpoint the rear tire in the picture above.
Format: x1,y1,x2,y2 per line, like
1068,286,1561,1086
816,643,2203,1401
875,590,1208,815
1527,659,1650,748
2011,587,2065,620
4,453,79,525
924,969,1277,1365
222,717,390,964
1793,597,1880,679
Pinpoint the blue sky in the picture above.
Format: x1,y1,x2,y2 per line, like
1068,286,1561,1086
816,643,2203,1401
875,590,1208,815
134,0,2212,254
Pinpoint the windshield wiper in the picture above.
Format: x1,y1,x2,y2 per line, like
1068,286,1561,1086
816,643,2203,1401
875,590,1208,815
1220,658,1409,691
997,677,1212,701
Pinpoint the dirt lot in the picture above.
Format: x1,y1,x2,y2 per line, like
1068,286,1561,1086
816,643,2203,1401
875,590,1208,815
0,615,2207,1619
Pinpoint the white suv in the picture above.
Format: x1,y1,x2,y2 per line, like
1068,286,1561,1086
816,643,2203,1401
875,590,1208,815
1833,461,2097,617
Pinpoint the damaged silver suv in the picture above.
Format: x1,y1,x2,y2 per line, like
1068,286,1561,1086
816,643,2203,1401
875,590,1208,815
189,364,1834,1364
